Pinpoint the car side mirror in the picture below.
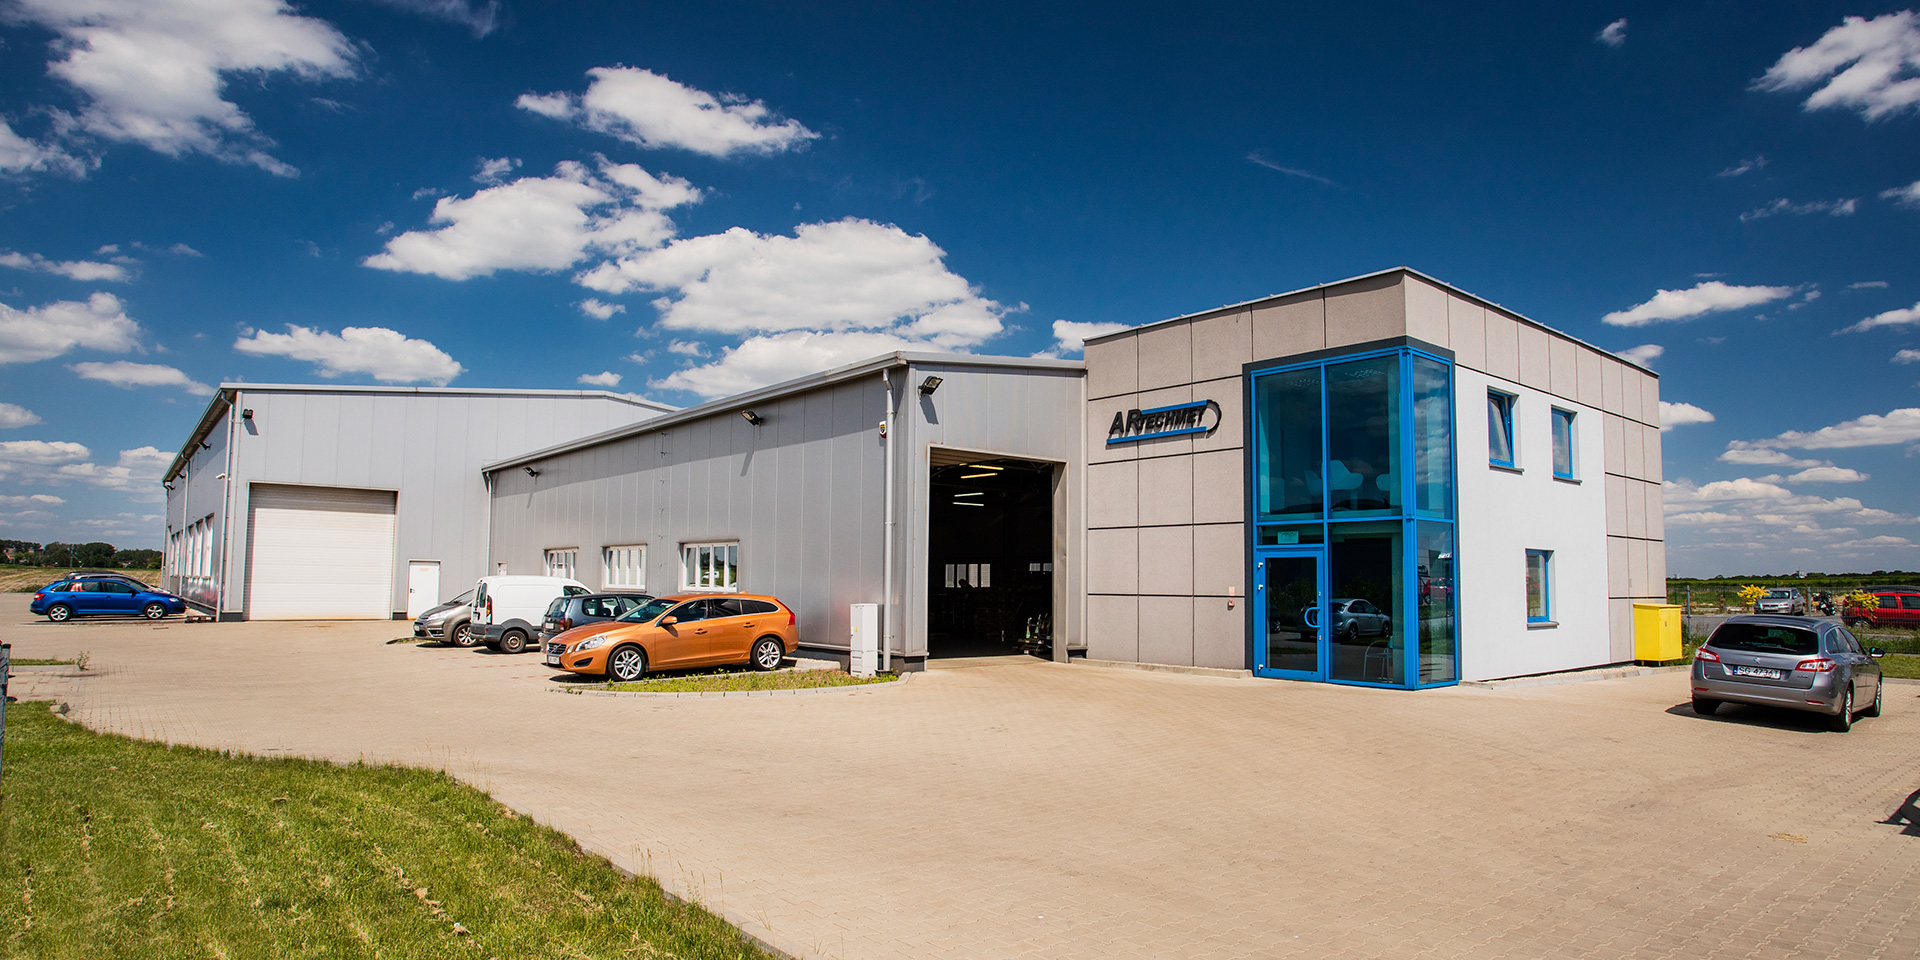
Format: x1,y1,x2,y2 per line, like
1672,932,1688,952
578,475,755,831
1870,648,1885,658
660,616,677,626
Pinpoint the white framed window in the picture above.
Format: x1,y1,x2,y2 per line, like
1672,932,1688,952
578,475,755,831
544,548,578,580
681,541,739,591
603,545,647,590
942,563,993,588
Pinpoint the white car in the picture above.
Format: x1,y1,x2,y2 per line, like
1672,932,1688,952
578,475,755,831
470,575,590,654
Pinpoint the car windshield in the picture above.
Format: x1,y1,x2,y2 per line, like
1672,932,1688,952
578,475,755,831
449,589,473,605
618,597,680,623
1709,623,1819,656
1764,589,1795,599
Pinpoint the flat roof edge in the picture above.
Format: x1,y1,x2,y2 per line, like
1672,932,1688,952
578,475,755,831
482,350,1087,473
1081,266,1659,376
215,382,679,410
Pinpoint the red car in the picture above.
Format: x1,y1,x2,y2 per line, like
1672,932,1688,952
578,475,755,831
1844,587,1920,629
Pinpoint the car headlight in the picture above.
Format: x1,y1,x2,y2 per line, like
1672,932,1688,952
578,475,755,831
575,636,610,652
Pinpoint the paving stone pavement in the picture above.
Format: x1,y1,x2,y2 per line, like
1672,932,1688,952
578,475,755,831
6,596,1919,960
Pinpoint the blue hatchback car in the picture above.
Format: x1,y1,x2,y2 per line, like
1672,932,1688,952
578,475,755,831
31,577,189,622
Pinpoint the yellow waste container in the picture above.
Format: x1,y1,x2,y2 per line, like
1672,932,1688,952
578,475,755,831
1633,602,1683,663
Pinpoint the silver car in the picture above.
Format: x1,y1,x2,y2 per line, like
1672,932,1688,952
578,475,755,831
1754,587,1807,615
412,589,476,646
1329,598,1391,639
1691,615,1885,731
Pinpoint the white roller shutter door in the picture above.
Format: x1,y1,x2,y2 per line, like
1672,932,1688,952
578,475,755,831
246,484,397,620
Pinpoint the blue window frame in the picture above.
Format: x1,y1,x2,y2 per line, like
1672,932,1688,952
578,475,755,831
1487,390,1516,468
1248,344,1459,689
1551,408,1576,480
1526,549,1552,623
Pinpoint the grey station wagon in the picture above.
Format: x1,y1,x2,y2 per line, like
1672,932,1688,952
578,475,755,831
1691,615,1886,731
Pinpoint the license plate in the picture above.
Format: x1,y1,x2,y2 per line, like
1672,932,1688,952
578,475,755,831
545,654,562,667
1732,665,1785,680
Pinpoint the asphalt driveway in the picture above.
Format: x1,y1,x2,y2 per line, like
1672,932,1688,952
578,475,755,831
8,596,1919,960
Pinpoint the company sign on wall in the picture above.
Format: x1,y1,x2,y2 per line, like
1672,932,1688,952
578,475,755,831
1105,400,1222,445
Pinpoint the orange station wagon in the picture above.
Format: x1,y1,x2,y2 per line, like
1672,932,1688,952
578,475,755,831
546,593,798,681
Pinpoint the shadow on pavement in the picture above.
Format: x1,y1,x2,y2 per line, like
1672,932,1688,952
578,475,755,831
1883,788,1920,837
1663,700,1837,734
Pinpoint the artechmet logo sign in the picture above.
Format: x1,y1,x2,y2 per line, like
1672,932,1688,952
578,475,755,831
1106,400,1222,445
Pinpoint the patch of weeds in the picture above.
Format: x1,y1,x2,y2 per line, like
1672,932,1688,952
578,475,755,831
5,658,74,667
605,669,899,694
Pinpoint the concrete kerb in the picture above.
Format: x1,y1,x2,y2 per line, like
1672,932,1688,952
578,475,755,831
553,671,913,699
1073,657,1255,680
1461,662,1688,690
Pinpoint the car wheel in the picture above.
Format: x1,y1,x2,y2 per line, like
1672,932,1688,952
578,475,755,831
498,629,528,655
1864,678,1884,718
750,637,783,671
1845,617,1864,628
1691,697,1720,716
1343,622,1358,641
143,602,167,620
448,621,474,647
606,645,646,682
1380,618,1391,637
47,603,72,623
1828,687,1854,732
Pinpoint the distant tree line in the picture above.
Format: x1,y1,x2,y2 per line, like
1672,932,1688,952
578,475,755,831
0,539,162,569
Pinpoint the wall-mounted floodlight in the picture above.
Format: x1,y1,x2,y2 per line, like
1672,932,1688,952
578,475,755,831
163,482,174,492
240,408,254,420
741,409,765,425
523,466,541,478
918,375,943,395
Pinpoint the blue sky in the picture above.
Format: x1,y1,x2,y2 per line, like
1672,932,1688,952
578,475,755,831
2,2,1918,575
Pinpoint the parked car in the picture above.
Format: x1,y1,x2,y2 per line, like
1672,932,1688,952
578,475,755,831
1329,598,1391,639
1844,586,1920,630
539,593,652,645
1753,587,1807,615
1691,615,1885,731
547,593,798,682
412,588,476,646
471,575,591,654
31,578,188,621
62,570,156,591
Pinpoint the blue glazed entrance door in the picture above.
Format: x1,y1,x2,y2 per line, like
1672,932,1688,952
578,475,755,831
1254,548,1324,679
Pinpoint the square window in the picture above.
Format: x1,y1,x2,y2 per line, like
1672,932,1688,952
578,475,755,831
681,541,739,591
1488,390,1516,468
1551,408,1576,479
1525,550,1552,623
602,545,646,590
544,548,577,580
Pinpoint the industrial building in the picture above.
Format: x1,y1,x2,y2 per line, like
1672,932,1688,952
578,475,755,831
161,384,671,620
162,268,1665,685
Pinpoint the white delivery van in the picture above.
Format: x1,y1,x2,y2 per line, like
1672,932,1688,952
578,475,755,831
470,575,590,654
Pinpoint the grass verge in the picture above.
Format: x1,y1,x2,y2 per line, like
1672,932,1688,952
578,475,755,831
1878,655,1920,680
4,658,73,666
604,669,900,694
0,702,772,960
2,568,162,593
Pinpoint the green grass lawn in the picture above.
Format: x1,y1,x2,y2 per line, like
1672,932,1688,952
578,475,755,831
603,668,900,694
1878,655,1920,680
0,703,772,960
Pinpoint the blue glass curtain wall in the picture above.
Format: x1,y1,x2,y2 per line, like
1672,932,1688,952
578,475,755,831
1249,345,1458,688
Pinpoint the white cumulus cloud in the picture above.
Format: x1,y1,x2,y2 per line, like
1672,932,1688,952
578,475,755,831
1894,348,1920,364
576,371,621,387
1725,407,1920,453
1048,320,1133,356
0,250,132,282
580,218,1007,347
0,440,90,466
577,298,625,320
1602,281,1794,327
234,325,463,384
366,0,500,38
518,66,819,157
1596,19,1628,48
653,330,920,399
1658,401,1714,431
9,0,358,176
0,494,65,506
365,160,699,281
1838,300,1920,334
1716,155,1767,177
0,292,141,364
1752,11,1920,121
0,119,86,176
666,340,708,356
57,446,171,490
1615,343,1664,366
1783,466,1869,484
70,360,213,395
1883,179,1920,208
0,404,42,429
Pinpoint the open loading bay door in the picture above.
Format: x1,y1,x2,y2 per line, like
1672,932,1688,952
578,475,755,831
926,452,1058,659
